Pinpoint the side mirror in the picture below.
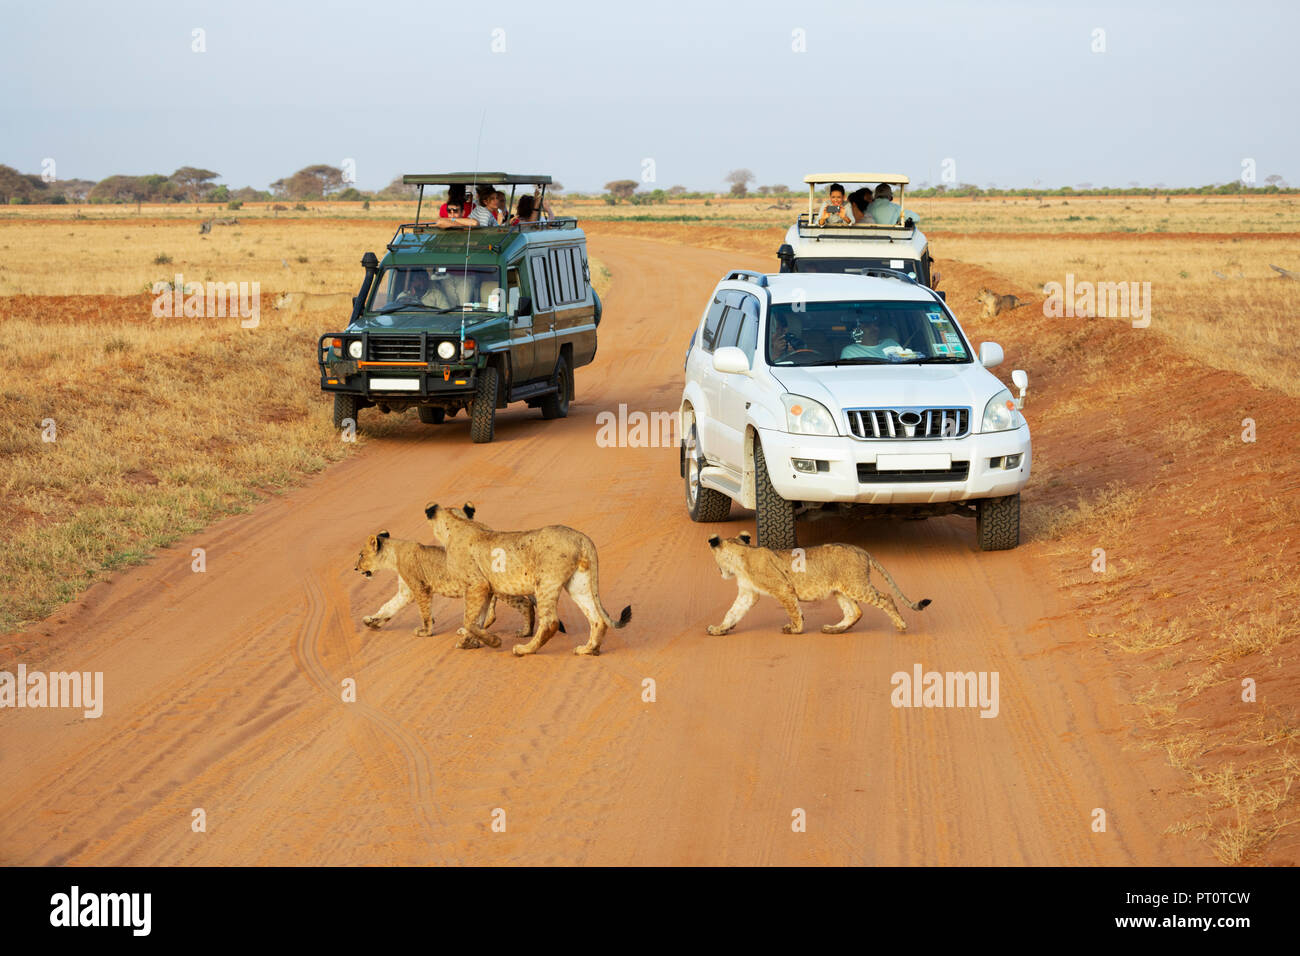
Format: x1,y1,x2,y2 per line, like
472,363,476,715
516,295,533,317
979,342,1004,368
712,346,751,375
935,290,946,301
1011,369,1029,408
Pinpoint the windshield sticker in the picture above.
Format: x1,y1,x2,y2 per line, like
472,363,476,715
944,331,961,344
935,343,949,354
927,311,945,324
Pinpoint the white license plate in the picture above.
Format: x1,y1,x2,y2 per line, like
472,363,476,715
369,378,420,391
875,453,952,471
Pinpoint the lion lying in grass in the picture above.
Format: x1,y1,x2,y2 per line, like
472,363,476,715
706,532,931,635
424,502,631,656
354,529,548,643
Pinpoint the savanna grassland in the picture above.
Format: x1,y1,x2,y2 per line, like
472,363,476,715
2,195,1297,862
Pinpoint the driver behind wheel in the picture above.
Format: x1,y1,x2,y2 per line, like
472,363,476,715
769,313,807,361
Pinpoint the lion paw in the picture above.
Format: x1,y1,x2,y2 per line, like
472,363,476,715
481,633,502,648
413,625,433,636
781,623,804,634
511,644,533,657
707,625,729,636
363,616,385,629
455,634,483,649
574,644,600,656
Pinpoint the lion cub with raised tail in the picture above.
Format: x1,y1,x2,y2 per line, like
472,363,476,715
706,533,931,635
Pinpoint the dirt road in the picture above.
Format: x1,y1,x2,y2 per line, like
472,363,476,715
0,236,1208,865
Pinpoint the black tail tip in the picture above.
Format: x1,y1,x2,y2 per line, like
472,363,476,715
616,606,632,628
708,535,721,548
424,503,438,519
558,620,567,634
462,502,476,520
918,598,932,610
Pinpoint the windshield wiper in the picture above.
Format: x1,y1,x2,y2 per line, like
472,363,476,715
894,356,969,364
373,302,463,315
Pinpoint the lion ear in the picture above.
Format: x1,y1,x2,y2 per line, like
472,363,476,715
424,503,439,519
738,531,752,545
708,535,721,548
368,534,380,550
377,530,390,539
462,502,476,520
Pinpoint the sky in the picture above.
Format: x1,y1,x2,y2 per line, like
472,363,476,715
2,0,1296,193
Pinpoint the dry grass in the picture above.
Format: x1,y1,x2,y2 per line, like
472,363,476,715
940,233,1300,396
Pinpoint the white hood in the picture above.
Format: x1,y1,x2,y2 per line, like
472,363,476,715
769,363,1004,416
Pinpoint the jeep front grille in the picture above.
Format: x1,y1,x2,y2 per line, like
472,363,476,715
845,407,970,440
367,335,423,362
858,461,970,483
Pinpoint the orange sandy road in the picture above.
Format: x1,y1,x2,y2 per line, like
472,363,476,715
0,236,1208,866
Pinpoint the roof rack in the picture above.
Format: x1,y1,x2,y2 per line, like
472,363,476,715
850,267,918,284
387,217,580,251
725,270,769,287
402,173,553,186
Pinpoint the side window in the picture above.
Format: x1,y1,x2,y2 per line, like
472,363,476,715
737,313,759,363
550,248,577,303
700,296,726,352
506,266,521,315
571,247,588,296
737,294,760,321
529,255,551,311
716,306,742,350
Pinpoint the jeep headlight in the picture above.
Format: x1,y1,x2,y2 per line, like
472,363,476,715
436,341,456,360
981,388,1024,433
347,340,364,359
781,394,837,436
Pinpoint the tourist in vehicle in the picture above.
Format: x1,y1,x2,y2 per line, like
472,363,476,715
840,319,904,359
436,185,503,228
816,183,854,226
848,187,872,224
438,184,472,219
511,194,542,224
769,313,808,360
866,184,918,226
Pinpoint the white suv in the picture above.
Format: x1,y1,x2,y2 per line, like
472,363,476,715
679,270,1031,551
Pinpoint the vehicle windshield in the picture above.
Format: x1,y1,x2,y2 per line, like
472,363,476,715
766,300,971,367
368,265,501,313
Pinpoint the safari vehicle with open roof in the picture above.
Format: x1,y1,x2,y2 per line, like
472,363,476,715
318,173,602,443
777,173,939,290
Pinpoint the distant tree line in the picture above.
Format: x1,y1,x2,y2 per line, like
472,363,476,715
0,164,531,205
1,162,1294,206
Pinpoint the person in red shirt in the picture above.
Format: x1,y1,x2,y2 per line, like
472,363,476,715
438,184,473,219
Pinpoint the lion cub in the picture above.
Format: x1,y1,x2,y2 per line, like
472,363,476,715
354,531,540,645
976,287,1021,318
706,533,931,635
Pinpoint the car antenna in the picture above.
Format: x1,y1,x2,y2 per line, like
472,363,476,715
461,108,487,353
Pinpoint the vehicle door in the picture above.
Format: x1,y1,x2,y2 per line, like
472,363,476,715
716,293,763,468
687,290,732,462
548,245,595,369
527,250,558,381
505,262,535,384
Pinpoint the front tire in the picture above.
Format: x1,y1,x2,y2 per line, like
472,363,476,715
753,439,797,549
684,423,731,522
540,356,570,420
976,493,1021,551
470,366,498,444
333,393,359,430
417,406,446,424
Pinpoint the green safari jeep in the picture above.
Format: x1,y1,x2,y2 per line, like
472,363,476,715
318,173,602,443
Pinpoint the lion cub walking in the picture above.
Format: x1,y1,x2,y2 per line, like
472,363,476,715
425,502,631,656
354,531,537,642
976,287,1021,318
706,533,931,635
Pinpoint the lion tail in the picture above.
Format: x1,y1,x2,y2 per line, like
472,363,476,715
868,555,931,612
